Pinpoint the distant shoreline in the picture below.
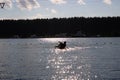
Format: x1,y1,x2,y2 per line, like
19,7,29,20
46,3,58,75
0,17,120,38
0,37,120,39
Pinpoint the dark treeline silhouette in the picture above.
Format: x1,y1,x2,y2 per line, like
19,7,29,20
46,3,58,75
0,17,120,38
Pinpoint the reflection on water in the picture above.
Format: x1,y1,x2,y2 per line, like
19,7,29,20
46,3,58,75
0,38,120,80
41,38,68,43
47,48,97,80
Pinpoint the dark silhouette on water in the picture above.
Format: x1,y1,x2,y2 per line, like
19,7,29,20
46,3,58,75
55,41,67,49
0,3,5,8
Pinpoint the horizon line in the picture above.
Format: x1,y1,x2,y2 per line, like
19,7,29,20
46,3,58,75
0,16,120,20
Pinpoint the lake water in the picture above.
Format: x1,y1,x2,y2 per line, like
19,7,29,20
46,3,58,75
0,38,120,80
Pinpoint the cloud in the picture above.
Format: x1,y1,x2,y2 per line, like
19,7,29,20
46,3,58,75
31,13,44,19
51,9,57,14
46,8,49,11
16,0,40,10
77,0,86,5
50,0,67,4
45,8,57,14
103,0,112,5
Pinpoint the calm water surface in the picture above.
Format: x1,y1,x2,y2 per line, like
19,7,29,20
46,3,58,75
0,38,120,80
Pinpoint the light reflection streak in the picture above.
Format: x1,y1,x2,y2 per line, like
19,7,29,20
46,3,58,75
46,47,94,80
41,38,100,80
40,38,68,43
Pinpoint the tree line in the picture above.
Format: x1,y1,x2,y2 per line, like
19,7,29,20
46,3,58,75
0,17,120,38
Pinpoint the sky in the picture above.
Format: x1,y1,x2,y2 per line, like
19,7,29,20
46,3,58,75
0,0,120,19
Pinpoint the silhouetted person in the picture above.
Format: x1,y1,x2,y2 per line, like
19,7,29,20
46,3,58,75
0,3,5,8
55,41,66,49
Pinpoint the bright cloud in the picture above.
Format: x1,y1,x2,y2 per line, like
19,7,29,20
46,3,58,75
45,8,57,14
78,0,86,5
16,0,40,10
50,0,67,4
0,0,40,10
51,9,57,14
31,13,44,19
103,0,112,5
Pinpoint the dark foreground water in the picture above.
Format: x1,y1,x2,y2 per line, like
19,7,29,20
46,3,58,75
0,38,120,80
